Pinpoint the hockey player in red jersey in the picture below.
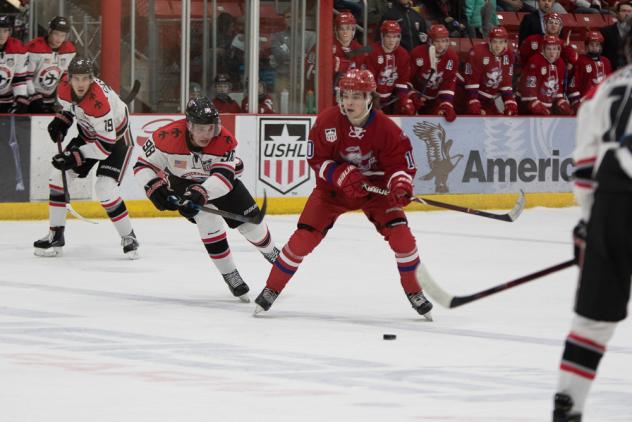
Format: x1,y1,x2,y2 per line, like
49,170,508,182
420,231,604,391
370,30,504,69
567,31,612,110
333,11,366,80
34,57,139,258
211,73,241,113
519,13,578,70
365,20,413,115
0,16,28,113
241,80,275,113
409,24,459,122
26,16,76,113
462,26,518,116
518,35,573,116
253,69,433,320
134,96,280,302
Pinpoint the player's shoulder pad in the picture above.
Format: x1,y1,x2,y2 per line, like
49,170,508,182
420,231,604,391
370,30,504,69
57,75,72,102
27,37,50,53
445,48,459,60
202,126,238,155
152,119,188,154
57,41,76,54
78,82,111,118
5,37,26,53
313,106,341,130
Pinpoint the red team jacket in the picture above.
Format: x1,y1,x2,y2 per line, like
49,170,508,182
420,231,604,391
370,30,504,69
26,36,76,101
308,106,416,195
463,43,515,103
0,37,28,104
213,95,242,113
409,44,459,103
519,53,567,109
366,43,411,102
333,38,366,75
519,34,578,67
568,54,612,105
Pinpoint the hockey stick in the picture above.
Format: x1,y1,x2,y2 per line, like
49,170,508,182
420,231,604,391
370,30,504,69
417,259,576,308
122,79,141,106
167,190,268,224
55,136,98,224
363,184,526,222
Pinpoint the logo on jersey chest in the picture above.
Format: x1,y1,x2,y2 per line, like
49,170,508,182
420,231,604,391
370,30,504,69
341,145,376,172
259,118,312,194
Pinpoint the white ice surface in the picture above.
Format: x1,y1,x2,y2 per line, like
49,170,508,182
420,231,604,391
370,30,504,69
1,207,631,422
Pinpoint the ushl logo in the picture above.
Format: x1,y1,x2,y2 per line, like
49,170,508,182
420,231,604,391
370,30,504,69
259,118,311,194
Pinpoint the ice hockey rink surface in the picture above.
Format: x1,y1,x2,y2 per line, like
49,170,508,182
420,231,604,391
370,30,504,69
1,206,631,421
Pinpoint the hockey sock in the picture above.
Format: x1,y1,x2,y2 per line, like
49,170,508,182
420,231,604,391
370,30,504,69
557,314,617,413
386,224,421,293
95,177,133,237
201,231,236,274
48,182,67,227
238,222,276,255
266,227,322,292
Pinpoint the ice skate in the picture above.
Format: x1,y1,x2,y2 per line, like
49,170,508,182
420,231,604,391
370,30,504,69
222,270,250,302
407,291,434,321
553,393,582,422
121,230,140,260
33,227,65,257
254,287,279,315
261,246,280,264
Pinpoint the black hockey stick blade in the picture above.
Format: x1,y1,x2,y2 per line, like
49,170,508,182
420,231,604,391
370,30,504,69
167,190,267,224
362,184,525,222
417,259,576,309
123,79,141,105
346,46,372,58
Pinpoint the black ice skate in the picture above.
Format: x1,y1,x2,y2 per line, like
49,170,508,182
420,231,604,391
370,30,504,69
553,393,582,422
121,230,140,260
33,227,65,257
222,270,250,302
407,291,434,321
262,246,280,264
254,287,279,315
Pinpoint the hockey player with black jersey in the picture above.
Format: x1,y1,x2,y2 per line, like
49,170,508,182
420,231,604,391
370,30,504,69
0,15,28,113
253,69,433,320
552,27,632,422
26,16,76,113
34,57,139,259
134,96,280,302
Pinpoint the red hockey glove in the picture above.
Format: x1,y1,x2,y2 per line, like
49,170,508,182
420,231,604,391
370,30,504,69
555,99,573,116
397,97,417,115
528,101,550,116
466,99,484,115
331,163,368,199
437,102,456,122
145,177,179,211
504,100,518,116
388,174,413,207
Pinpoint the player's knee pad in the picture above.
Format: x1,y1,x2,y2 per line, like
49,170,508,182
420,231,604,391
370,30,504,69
384,222,416,254
94,176,119,203
287,224,323,257
571,314,617,346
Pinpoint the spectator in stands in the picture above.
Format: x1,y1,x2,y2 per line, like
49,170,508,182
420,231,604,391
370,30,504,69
216,13,242,88
367,0,389,27
335,0,365,25
366,20,413,115
523,0,569,12
567,30,612,109
556,0,603,13
420,0,468,37
465,0,499,38
378,0,428,51
0,15,28,113
519,0,559,44
270,9,292,95
520,13,578,69
333,11,367,83
600,1,632,70
461,26,518,115
409,24,460,121
518,35,574,115
497,0,538,12
241,80,276,114
212,74,241,113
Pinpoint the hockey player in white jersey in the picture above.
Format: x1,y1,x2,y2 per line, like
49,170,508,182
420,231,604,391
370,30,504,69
552,27,632,422
0,15,28,113
34,56,139,259
134,96,280,302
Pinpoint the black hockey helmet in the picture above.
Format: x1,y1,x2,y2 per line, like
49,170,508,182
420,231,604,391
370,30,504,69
68,56,95,77
0,16,13,29
49,16,70,33
186,96,220,125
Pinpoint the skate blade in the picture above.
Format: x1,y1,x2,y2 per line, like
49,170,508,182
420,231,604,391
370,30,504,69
423,311,434,322
238,293,251,303
253,304,266,316
125,250,140,260
34,247,62,257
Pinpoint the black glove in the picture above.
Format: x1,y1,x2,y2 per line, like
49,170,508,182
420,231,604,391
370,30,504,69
573,220,587,263
52,146,84,171
47,112,73,143
178,184,208,219
144,177,178,211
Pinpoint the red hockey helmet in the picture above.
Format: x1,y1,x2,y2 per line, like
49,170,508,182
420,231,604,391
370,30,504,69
544,13,563,26
489,26,509,40
585,30,604,45
380,20,401,35
335,11,357,27
542,35,562,47
428,24,449,40
338,69,377,92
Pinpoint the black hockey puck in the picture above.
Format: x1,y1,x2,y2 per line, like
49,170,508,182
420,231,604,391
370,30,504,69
383,334,397,340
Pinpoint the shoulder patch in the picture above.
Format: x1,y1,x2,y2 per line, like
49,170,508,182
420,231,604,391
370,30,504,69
153,119,189,154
